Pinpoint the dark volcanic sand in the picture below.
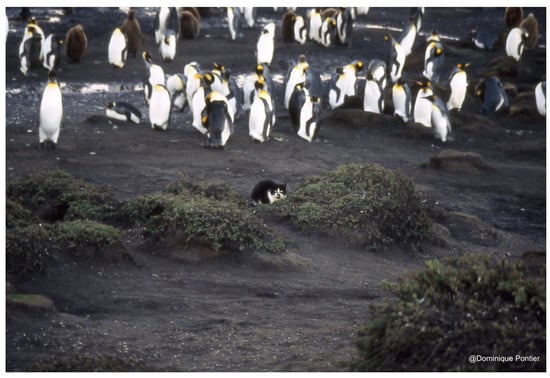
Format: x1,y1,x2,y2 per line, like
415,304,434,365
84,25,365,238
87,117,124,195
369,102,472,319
4,7,547,372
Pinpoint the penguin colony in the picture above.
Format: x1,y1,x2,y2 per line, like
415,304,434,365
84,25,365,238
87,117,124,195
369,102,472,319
11,7,544,150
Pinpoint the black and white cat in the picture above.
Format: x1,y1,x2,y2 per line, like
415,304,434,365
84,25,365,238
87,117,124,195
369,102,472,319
251,179,287,205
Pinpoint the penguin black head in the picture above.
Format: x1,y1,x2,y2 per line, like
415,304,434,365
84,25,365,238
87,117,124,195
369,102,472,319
425,94,437,102
48,70,57,82
355,60,364,71
142,50,152,63
105,101,115,109
298,54,307,63
457,63,470,70
335,67,344,74
213,62,225,72
256,64,264,74
27,16,37,25
254,78,265,90
366,72,374,80
396,77,405,85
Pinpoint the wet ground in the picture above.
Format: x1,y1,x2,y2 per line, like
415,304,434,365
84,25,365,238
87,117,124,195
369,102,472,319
4,7,546,372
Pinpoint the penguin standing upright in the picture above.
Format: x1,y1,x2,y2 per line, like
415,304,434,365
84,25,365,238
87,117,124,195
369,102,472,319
392,78,412,123
470,29,497,50
211,63,240,119
227,7,243,41
19,25,42,75
39,71,63,148
159,29,177,61
142,51,165,105
179,8,201,39
447,63,469,111
166,73,187,111
42,34,63,71
398,15,417,56
293,15,307,45
319,17,338,47
506,27,529,61
202,91,234,148
423,30,444,82
367,59,387,91
121,9,144,59
149,84,172,130
105,101,142,124
385,33,406,83
335,7,353,46
65,24,87,63
256,22,275,65
243,63,273,111
308,8,323,43
108,27,128,68
410,7,423,31
282,10,296,42
155,7,178,44
242,7,256,28
413,80,433,127
289,82,308,129
328,60,363,109
284,55,309,109
426,95,453,142
25,17,45,60
475,76,509,113
363,72,384,114
249,78,275,143
534,81,546,116
184,61,202,112
192,72,215,134
298,95,321,142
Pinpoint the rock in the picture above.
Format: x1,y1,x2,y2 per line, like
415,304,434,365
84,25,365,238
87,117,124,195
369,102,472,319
429,149,494,173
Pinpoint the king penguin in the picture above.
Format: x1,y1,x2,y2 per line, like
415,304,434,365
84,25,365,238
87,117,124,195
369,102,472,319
149,84,172,131
155,7,178,44
447,63,469,111
289,82,309,129
243,63,273,111
121,9,144,59
367,59,387,91
363,72,384,114
227,7,244,41
413,80,433,127
470,29,497,50
293,15,307,45
328,60,363,109
184,61,202,113
398,15,417,57
64,24,87,63
203,91,234,148
308,8,323,43
105,101,142,124
423,30,444,82
475,76,509,113
166,73,187,111
284,54,309,109
298,95,321,142
39,71,63,148
392,78,412,123
319,17,338,47
505,27,529,62
256,22,275,66
19,25,42,75
534,81,546,116
142,51,165,105
108,27,128,68
159,29,177,62
335,7,353,46
192,72,216,134
42,34,63,71
426,95,453,143
385,33,406,83
249,78,275,143
24,17,45,60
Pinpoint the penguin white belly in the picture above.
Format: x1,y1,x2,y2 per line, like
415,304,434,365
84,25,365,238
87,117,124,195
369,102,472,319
390,47,405,82
372,66,387,88
155,7,169,44
39,84,63,144
447,73,468,111
242,75,257,111
41,34,53,70
308,13,322,42
149,65,165,86
185,76,201,112
294,16,307,44
106,108,128,122
506,28,524,61
392,88,410,122
414,92,433,127
256,34,274,65
192,88,208,134
160,34,176,61
298,100,316,142
400,27,416,56
249,97,270,142
363,80,383,114
166,75,186,111
108,29,127,68
149,86,171,130
329,74,356,109
535,82,546,116
284,69,306,109
431,106,450,142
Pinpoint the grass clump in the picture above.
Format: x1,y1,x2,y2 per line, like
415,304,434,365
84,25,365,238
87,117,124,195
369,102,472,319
122,177,286,254
350,255,546,372
271,163,431,251
56,220,122,252
7,169,119,222
6,224,56,276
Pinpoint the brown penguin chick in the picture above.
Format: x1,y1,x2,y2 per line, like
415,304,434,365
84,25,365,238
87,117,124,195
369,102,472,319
519,13,539,49
121,9,144,58
504,7,523,29
64,24,87,62
179,9,200,39
321,8,338,19
182,7,201,22
281,10,295,43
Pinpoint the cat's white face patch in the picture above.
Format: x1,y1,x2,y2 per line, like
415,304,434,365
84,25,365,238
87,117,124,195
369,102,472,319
268,188,286,203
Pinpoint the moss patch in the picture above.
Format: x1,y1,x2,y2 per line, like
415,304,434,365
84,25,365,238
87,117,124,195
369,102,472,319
7,294,56,313
350,255,546,372
268,163,431,251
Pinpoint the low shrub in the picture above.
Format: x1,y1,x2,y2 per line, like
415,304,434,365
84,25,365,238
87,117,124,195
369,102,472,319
55,220,122,252
6,224,56,276
7,170,119,222
350,255,546,372
270,163,431,251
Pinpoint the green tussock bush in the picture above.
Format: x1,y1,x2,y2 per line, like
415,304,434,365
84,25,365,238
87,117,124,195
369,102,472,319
6,198,38,229
56,220,122,252
163,173,247,206
350,255,546,372
7,169,119,222
270,163,431,251
6,223,56,276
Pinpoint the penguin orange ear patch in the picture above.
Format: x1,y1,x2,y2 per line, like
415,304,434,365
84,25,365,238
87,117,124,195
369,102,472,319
201,115,208,125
